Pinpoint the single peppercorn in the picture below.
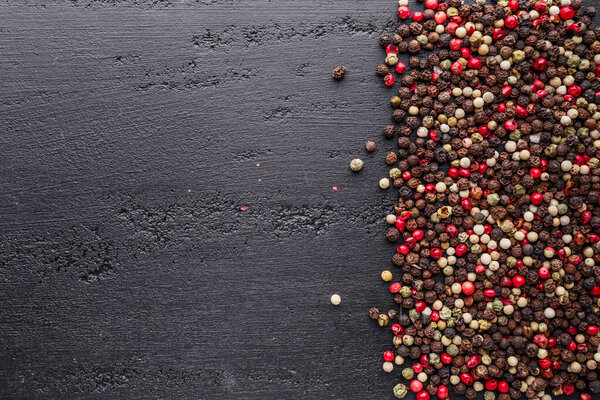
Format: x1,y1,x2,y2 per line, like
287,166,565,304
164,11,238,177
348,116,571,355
332,66,347,80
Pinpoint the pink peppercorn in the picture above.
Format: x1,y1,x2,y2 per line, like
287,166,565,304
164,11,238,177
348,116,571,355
395,62,406,74
462,281,475,295
397,5,411,19
410,380,423,392
531,192,543,205
560,6,575,19
505,15,518,29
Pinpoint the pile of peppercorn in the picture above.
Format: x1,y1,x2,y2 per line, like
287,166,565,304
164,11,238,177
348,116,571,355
367,0,600,399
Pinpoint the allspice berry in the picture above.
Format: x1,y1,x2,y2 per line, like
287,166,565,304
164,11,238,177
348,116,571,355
332,66,347,80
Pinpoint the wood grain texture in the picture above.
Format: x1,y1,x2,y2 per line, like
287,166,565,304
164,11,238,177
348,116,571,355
0,0,401,398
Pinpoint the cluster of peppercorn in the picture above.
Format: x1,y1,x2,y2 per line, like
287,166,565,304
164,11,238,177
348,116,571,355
368,0,600,399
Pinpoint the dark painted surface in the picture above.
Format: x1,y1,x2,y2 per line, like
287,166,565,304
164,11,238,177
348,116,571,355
0,0,403,398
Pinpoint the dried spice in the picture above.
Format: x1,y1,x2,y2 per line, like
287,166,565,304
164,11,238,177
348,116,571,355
366,0,600,399
332,66,347,80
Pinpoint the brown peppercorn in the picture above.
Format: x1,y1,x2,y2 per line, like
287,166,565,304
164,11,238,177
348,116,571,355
332,66,346,80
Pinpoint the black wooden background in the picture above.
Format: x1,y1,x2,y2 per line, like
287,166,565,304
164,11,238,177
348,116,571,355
0,0,405,398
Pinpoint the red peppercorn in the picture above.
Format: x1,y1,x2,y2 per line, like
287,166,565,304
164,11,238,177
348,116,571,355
437,385,448,399
498,381,509,393
501,85,513,96
466,355,481,368
430,311,440,322
539,358,551,370
430,248,442,259
504,15,518,29
533,57,547,71
539,267,550,279
535,0,547,12
398,5,411,19
389,282,402,293
504,119,517,131
486,380,498,391
455,244,468,257
462,281,475,296
450,61,463,74
416,391,429,400
397,244,409,255
434,11,446,24
581,394,592,400
492,28,506,40
460,373,473,385
395,62,406,74
425,0,438,9
412,11,424,21
446,225,458,237
587,325,599,335
395,219,405,232
441,353,453,364
402,171,411,180
530,168,541,179
530,192,543,205
560,6,574,19
512,275,525,288
467,57,481,69
548,337,557,348
461,48,471,59
410,380,423,392
384,73,395,87
568,85,582,97
391,323,404,336
534,334,548,348
563,382,575,396
508,0,519,11
476,264,486,273
516,105,528,118
497,103,506,112
591,285,600,296
446,22,458,35
386,44,399,54
413,229,424,241
461,198,472,210
383,350,395,362
483,289,496,297
414,301,426,312
448,168,459,178
412,363,423,373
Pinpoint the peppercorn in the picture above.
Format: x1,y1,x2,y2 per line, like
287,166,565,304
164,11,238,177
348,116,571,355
332,66,347,80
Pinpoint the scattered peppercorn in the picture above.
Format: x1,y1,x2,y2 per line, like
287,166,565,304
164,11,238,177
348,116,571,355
350,158,364,172
332,66,347,80
366,140,376,152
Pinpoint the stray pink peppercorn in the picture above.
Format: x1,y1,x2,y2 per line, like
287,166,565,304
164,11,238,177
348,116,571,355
486,380,497,391
492,28,506,39
504,120,517,131
530,168,541,178
461,198,472,210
